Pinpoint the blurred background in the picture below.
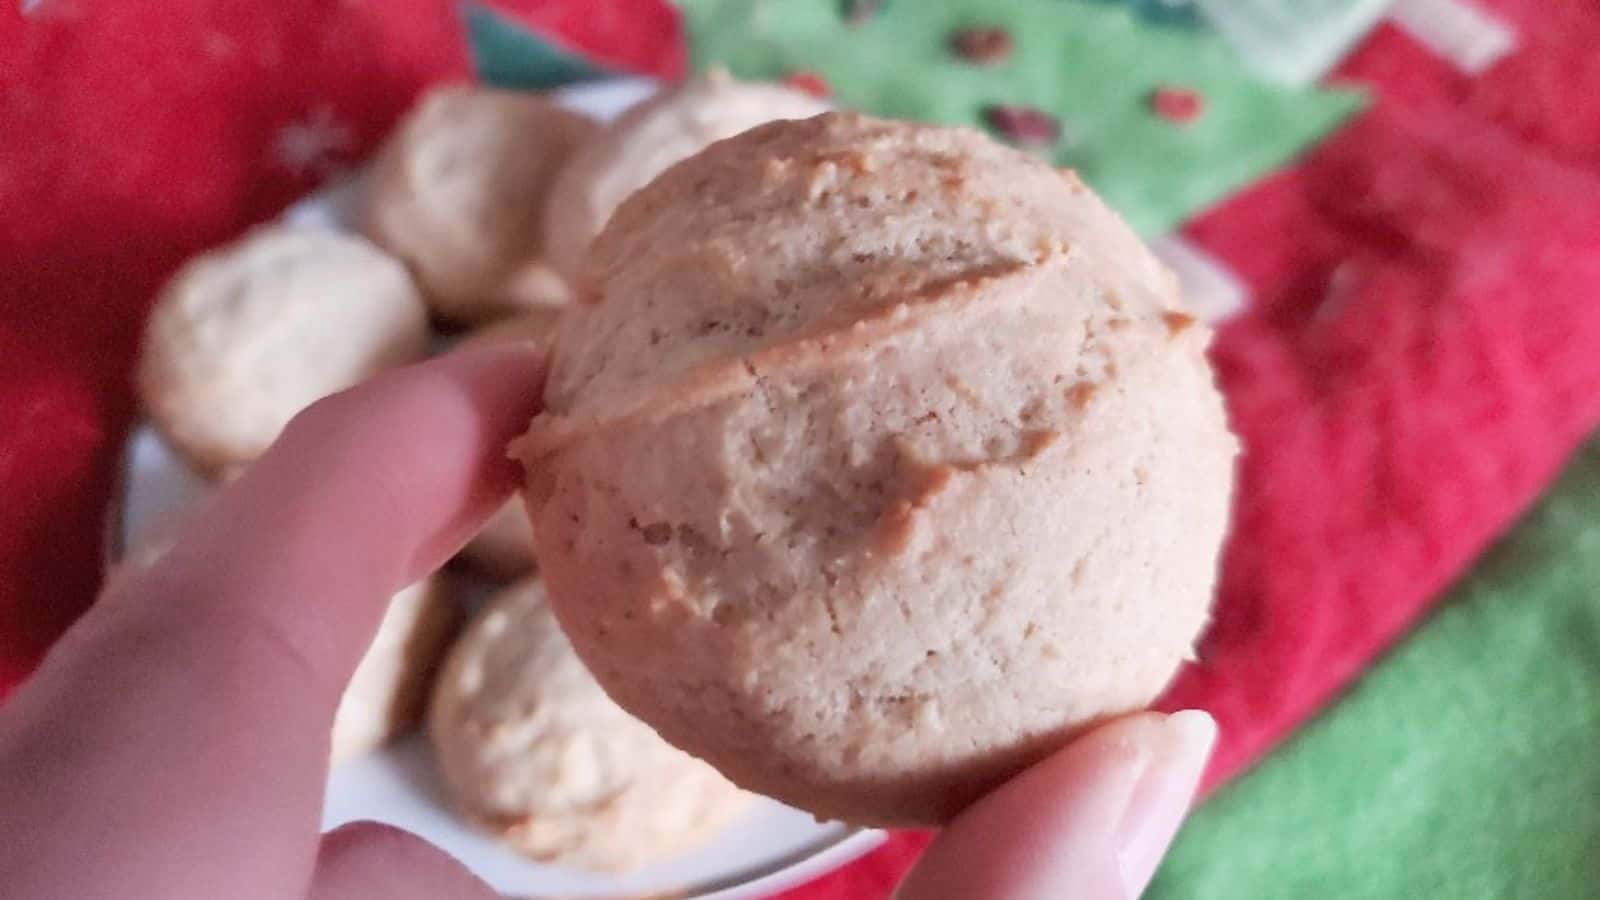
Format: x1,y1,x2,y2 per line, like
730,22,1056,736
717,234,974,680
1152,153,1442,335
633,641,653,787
2,1,1598,897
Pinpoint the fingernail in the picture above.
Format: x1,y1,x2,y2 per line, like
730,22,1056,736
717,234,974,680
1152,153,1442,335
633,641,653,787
1117,710,1217,896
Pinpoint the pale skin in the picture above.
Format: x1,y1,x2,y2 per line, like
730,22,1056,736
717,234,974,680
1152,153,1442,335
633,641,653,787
0,345,1215,900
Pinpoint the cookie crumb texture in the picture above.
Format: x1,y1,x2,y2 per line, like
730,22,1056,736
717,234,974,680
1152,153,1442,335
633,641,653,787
518,113,1236,826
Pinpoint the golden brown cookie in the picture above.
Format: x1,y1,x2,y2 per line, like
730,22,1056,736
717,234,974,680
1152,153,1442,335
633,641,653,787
104,535,455,765
515,113,1236,826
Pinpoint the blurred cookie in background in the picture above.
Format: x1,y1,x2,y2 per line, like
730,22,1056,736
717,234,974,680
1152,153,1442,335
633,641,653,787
137,225,429,475
365,85,596,324
429,576,750,871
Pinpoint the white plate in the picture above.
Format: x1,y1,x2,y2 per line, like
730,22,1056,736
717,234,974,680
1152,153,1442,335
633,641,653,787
112,78,883,900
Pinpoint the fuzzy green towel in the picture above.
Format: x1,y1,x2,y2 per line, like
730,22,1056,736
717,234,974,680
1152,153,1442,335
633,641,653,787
1150,437,1600,899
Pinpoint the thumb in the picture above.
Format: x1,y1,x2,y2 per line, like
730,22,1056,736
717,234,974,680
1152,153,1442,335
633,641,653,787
895,710,1216,900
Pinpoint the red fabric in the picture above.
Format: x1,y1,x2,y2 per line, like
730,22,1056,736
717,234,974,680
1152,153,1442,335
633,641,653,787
7,3,1600,898
1153,0,1600,789
1165,99,1600,788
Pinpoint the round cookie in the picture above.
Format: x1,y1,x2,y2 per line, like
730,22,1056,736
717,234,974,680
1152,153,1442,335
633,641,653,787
332,575,458,764
429,577,749,871
138,226,429,474
542,70,831,283
514,113,1237,826
457,309,564,577
364,84,596,323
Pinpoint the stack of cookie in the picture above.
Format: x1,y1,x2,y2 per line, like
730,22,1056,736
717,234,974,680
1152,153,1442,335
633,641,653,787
131,72,831,871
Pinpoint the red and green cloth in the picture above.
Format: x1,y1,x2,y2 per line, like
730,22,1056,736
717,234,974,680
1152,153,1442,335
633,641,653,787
676,0,1365,235
1152,434,1600,899
3,1,1599,897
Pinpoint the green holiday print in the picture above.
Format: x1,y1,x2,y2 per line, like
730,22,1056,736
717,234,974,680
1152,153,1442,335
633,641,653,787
677,0,1365,234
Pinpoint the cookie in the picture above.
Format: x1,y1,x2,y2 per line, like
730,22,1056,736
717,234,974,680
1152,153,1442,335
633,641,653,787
138,226,429,474
364,84,596,323
331,575,459,764
514,113,1237,826
542,70,831,283
457,309,564,577
429,577,749,871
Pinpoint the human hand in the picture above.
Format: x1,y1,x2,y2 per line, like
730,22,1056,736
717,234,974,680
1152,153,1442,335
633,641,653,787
0,345,1213,900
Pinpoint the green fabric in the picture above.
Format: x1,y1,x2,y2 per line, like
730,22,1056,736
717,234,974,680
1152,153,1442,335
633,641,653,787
462,1,614,91
677,0,1365,235
1150,437,1600,900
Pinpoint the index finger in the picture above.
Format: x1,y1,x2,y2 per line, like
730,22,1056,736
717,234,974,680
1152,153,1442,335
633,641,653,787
0,344,543,900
